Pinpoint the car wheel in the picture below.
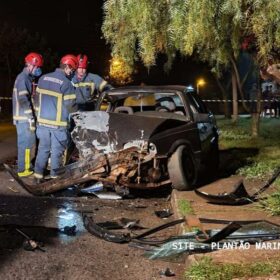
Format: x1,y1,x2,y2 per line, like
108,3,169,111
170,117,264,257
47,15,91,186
168,145,197,191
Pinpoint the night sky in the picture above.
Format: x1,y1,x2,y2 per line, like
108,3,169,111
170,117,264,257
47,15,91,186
0,0,219,95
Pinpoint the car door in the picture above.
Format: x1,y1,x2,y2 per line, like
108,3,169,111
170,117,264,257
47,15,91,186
185,92,218,152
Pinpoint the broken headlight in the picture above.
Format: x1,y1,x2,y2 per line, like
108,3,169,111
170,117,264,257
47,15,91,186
148,142,157,156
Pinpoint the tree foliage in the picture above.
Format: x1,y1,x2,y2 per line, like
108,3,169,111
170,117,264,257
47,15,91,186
102,0,280,74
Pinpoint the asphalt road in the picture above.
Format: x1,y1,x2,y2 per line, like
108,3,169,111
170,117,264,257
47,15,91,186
0,123,184,280
0,122,17,162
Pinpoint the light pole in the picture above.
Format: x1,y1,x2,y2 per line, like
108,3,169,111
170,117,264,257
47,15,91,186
196,78,206,95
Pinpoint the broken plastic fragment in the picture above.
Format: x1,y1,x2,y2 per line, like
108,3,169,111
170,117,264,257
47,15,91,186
80,182,103,194
159,268,176,277
93,192,122,200
155,209,173,219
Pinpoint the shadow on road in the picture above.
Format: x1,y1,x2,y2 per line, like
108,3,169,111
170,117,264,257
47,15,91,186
218,147,259,178
197,147,259,187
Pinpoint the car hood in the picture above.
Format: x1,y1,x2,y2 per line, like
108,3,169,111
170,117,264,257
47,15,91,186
71,111,187,157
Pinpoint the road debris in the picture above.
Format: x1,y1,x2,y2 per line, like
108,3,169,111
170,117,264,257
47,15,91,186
159,268,176,277
195,167,280,205
7,186,19,193
155,209,173,219
144,218,280,260
15,228,45,252
80,182,104,194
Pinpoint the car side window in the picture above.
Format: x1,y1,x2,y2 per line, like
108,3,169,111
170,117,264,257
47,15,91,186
186,92,208,114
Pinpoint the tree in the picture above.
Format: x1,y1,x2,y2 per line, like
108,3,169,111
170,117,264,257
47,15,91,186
102,0,280,135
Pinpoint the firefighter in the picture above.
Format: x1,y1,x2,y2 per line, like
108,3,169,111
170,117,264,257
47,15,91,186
72,54,112,110
34,54,81,181
12,52,43,177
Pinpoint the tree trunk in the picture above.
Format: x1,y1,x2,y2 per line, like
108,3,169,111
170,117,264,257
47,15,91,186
215,76,231,118
251,72,262,137
251,113,259,137
232,71,238,124
230,55,249,112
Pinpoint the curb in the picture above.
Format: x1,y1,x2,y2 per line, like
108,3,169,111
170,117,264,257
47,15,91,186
170,189,185,234
170,189,201,267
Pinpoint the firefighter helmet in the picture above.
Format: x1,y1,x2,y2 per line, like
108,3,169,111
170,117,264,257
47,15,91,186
25,52,44,67
60,54,79,70
77,54,89,69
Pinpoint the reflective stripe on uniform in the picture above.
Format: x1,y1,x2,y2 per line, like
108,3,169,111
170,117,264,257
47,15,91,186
74,82,95,95
37,87,69,126
99,80,108,92
63,94,76,100
24,109,32,114
25,148,30,171
14,88,19,117
18,170,33,177
13,116,28,120
38,117,67,127
18,90,29,96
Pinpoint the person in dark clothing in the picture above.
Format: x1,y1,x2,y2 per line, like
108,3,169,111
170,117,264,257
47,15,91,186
12,52,43,177
72,54,112,110
34,54,83,181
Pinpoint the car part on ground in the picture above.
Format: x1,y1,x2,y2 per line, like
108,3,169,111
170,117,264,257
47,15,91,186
143,219,280,260
83,214,280,253
155,209,173,219
83,215,186,244
3,145,171,195
96,218,146,230
195,167,280,205
159,268,176,277
194,179,252,205
15,228,45,252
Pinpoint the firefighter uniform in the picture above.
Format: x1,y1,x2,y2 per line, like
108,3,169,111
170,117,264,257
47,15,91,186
34,68,78,178
12,68,36,177
72,73,112,110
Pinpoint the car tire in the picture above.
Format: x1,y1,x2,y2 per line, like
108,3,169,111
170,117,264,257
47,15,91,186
168,145,197,191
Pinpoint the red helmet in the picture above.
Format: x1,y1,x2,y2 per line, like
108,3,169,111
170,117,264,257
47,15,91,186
25,52,44,67
77,54,89,69
60,54,79,70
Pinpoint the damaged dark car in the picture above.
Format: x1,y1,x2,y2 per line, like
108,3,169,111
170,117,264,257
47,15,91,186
5,86,219,195
70,85,219,191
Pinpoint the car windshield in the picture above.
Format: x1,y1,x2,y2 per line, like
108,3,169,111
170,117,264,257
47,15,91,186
98,91,187,117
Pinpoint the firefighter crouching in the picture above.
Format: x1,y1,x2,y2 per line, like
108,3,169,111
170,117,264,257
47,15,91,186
33,54,82,182
72,54,112,111
12,52,43,177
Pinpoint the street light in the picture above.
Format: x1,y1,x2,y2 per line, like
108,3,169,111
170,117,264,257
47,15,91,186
196,78,206,95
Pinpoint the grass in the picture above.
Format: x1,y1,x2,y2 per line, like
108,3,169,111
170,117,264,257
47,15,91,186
218,117,280,215
178,199,194,216
218,117,280,179
258,181,280,216
185,256,280,280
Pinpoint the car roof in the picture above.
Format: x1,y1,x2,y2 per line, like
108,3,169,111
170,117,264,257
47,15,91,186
106,85,187,95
